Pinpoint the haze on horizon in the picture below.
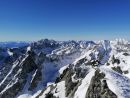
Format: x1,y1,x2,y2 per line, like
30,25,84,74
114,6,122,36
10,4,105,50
0,0,130,41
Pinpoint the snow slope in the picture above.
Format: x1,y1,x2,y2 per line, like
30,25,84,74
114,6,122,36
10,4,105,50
100,66,130,98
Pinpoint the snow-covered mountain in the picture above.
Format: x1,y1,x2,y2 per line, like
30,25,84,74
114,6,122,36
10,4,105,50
0,39,130,98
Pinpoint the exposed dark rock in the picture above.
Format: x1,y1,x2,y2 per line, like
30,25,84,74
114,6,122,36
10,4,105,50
35,85,56,98
74,67,89,79
123,70,129,74
0,53,38,98
55,66,69,83
37,52,46,65
112,66,123,74
28,68,42,91
0,80,26,98
45,93,56,98
112,55,120,64
106,62,110,66
60,67,75,96
76,58,87,66
58,66,79,97
85,60,100,67
55,64,81,98
86,70,117,98
123,52,129,56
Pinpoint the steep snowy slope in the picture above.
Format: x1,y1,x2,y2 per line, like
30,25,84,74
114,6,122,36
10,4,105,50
0,39,130,98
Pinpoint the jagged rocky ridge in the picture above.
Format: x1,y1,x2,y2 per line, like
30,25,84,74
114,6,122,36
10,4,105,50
0,39,130,98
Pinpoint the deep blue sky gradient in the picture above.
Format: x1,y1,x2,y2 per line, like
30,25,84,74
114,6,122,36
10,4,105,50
0,0,130,41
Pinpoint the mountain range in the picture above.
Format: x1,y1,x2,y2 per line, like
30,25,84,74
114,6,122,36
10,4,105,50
0,39,130,98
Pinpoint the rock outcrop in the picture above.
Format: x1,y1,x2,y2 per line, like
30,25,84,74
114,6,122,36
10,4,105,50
86,70,117,98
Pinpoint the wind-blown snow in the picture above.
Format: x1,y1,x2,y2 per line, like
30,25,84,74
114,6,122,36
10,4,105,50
100,66,130,98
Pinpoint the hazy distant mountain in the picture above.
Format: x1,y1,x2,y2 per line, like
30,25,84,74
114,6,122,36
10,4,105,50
0,39,130,98
0,41,29,48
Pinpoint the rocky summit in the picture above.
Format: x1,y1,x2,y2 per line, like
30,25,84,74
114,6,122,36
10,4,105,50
0,39,130,98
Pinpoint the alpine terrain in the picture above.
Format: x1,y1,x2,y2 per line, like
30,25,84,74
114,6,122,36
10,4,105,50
0,39,130,98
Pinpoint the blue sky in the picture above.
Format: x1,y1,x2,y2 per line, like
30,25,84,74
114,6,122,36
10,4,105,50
0,0,130,41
